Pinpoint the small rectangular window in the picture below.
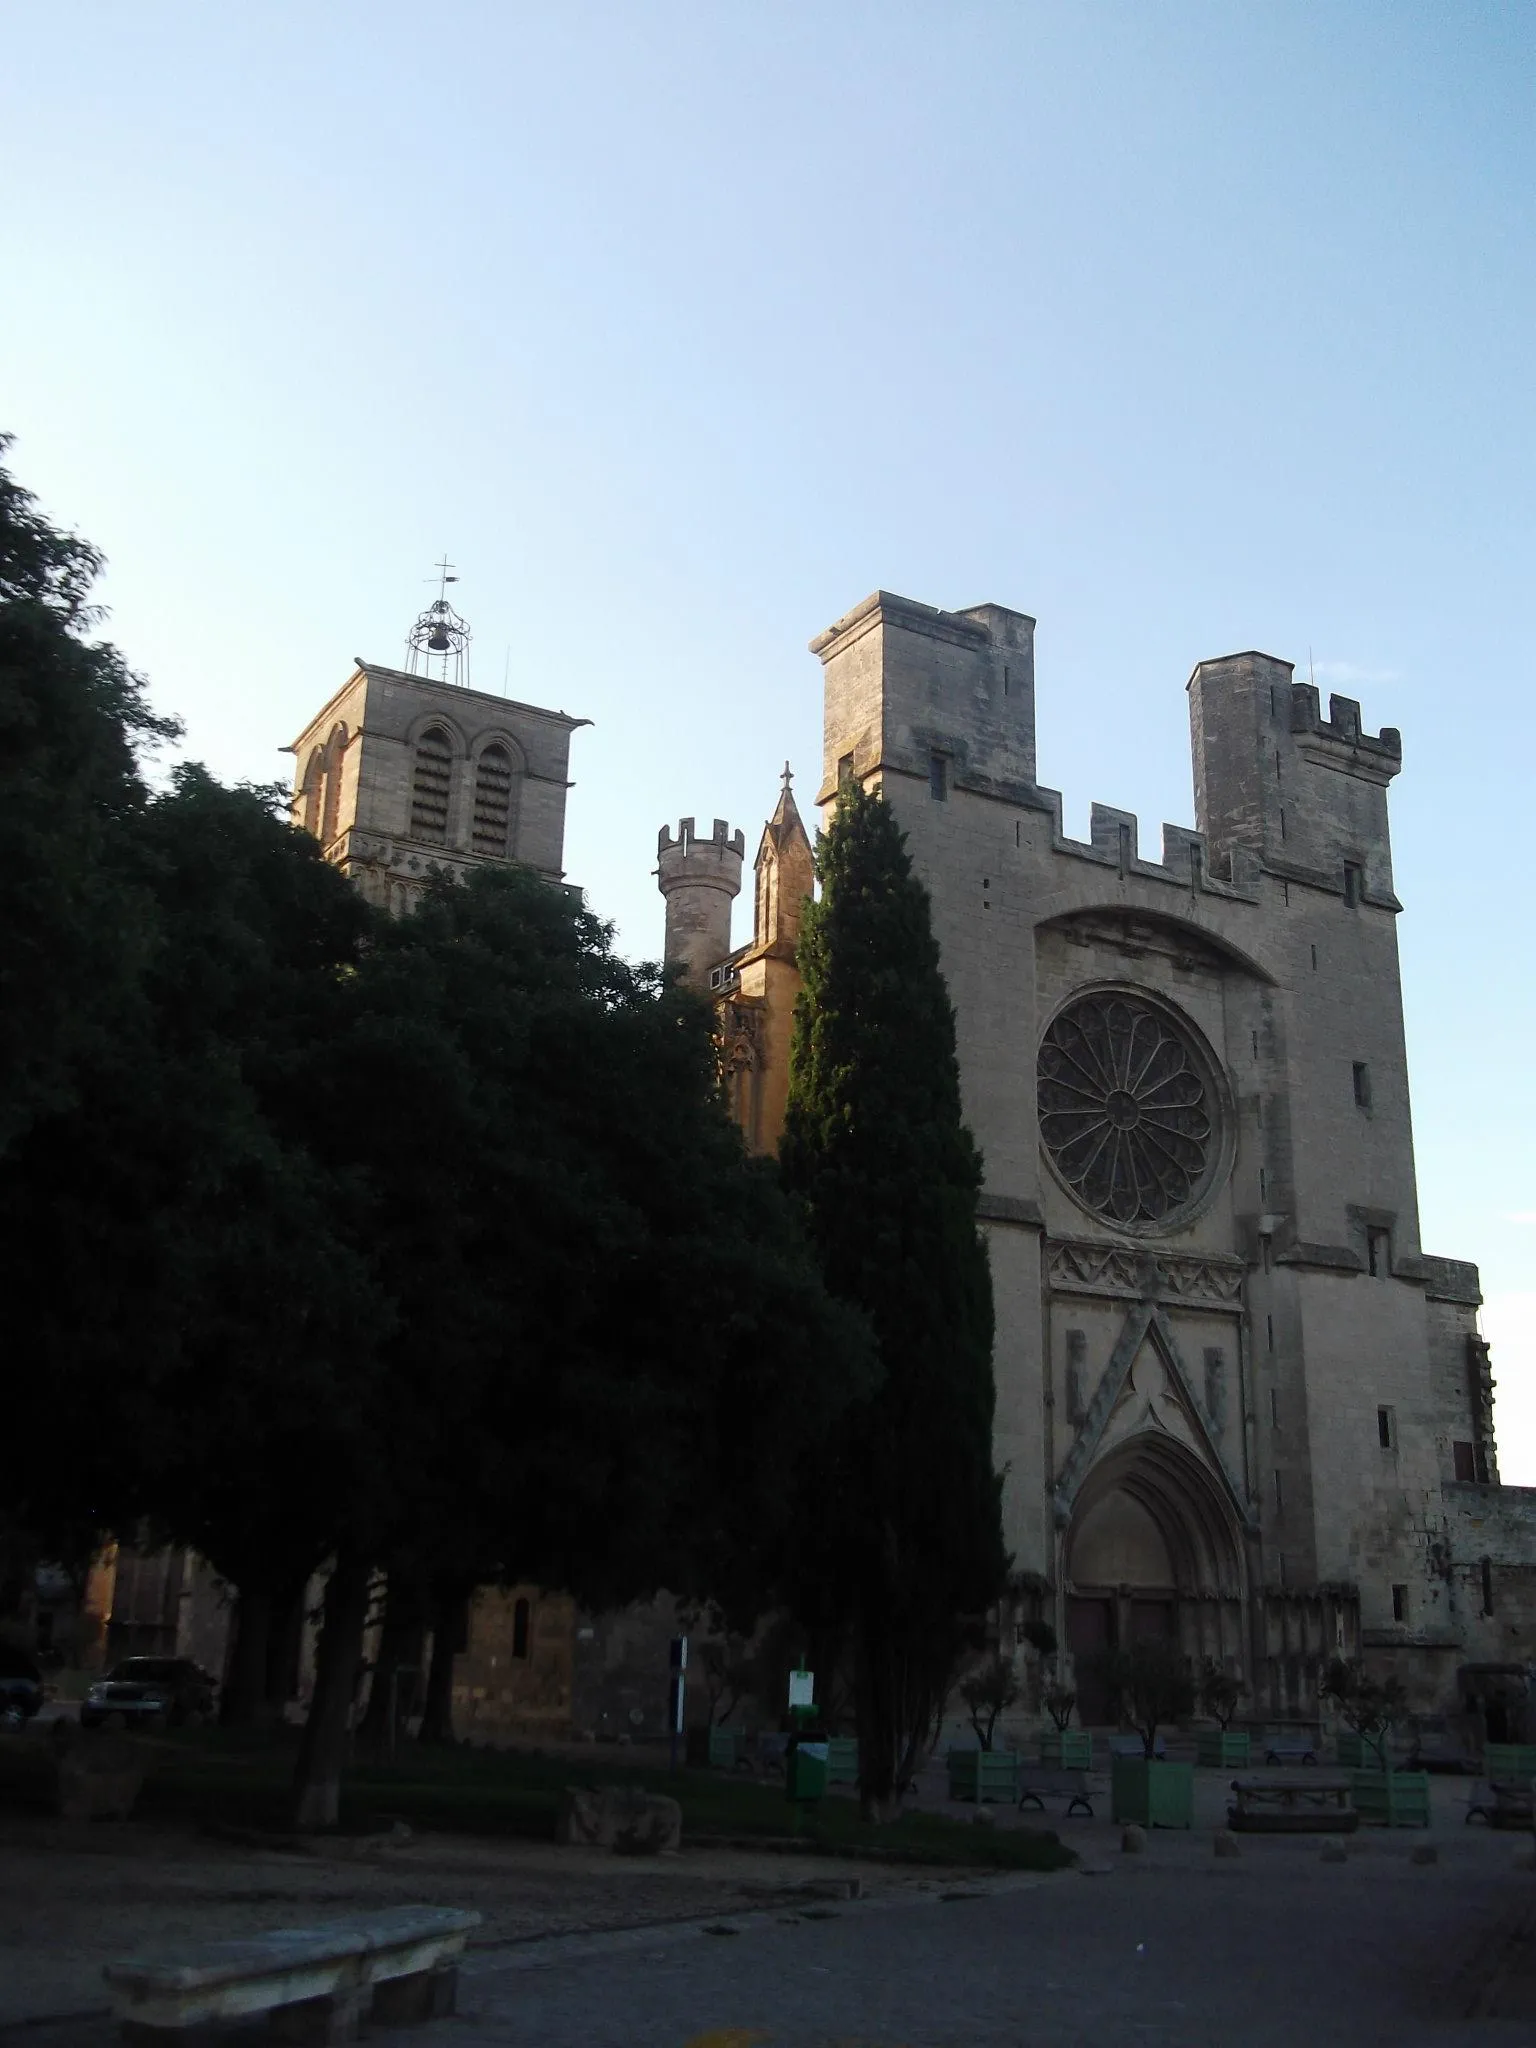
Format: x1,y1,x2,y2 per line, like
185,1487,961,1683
1003,663,1010,697
837,752,854,787
1271,1387,1280,1430
1453,1440,1477,1483
1343,862,1363,907
1280,806,1287,840
1377,1405,1395,1450
929,752,949,801
1353,1061,1372,1110
1391,1584,1407,1623
1367,1227,1390,1276
1266,1313,1274,1352
1259,1166,1267,1202
1310,943,1317,970
1482,1556,1495,1615
1274,1470,1284,1515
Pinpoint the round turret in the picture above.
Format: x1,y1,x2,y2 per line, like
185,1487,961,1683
656,817,744,989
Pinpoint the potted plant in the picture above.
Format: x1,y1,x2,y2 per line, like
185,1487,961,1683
1040,1679,1092,1770
1095,1638,1196,1828
1321,1658,1428,1826
1195,1659,1250,1768
958,1652,1019,1753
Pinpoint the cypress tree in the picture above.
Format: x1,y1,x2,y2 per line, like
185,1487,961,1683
781,785,1007,1818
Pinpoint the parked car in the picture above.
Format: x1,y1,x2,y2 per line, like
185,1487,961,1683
80,1657,217,1729
0,1641,43,1724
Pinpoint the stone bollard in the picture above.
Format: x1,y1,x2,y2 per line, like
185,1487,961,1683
1121,1824,1147,1854
1320,1836,1347,1864
1213,1829,1241,1858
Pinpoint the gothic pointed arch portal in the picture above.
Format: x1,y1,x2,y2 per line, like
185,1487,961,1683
1062,1433,1249,1724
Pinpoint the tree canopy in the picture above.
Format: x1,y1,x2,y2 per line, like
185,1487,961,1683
780,783,1007,1817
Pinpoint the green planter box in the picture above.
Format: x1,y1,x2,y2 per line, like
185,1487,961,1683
947,1747,1021,1803
686,1725,740,1769
1196,1730,1251,1769
1351,1768,1430,1828
1040,1728,1093,1770
1484,1743,1536,1782
1111,1755,1194,1829
825,1736,859,1785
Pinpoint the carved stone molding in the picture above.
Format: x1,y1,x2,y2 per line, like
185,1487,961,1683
1047,1236,1245,1311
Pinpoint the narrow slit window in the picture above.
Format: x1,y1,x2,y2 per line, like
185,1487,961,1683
1353,1061,1372,1110
1391,1584,1407,1623
410,725,453,843
1482,1557,1495,1615
1453,1441,1477,1483
837,752,854,787
1367,1227,1390,1276
1343,861,1363,907
1377,1405,1395,1450
929,752,949,801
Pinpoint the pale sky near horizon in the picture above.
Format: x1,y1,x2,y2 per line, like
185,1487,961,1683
3,3,1533,1474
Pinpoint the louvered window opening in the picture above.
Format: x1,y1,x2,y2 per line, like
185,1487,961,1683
410,727,453,843
472,744,515,857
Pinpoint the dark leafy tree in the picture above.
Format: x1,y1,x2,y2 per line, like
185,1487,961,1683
780,785,1008,1819
1087,1637,1197,1758
1321,1656,1409,1766
958,1653,1019,1751
0,437,176,1160
285,867,872,1824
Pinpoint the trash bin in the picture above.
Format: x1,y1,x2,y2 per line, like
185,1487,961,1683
786,1734,829,1804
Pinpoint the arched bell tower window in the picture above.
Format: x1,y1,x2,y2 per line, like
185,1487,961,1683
410,725,453,843
320,724,348,846
300,748,325,837
472,743,515,858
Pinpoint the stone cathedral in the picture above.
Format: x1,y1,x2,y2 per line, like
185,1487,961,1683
657,590,1534,1721
286,586,1532,1731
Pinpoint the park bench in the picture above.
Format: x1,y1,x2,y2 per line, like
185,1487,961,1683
1107,1734,1165,1761
104,1904,480,2043
1228,1769,1358,1833
1263,1735,1319,1766
1017,1764,1096,1818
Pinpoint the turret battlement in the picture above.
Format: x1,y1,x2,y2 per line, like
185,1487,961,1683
656,817,744,990
1289,684,1402,773
656,817,746,865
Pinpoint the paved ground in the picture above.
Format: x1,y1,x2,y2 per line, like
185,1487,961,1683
4,1771,1535,2046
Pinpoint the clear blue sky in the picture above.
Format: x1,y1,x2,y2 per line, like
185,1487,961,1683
4,3,1533,1469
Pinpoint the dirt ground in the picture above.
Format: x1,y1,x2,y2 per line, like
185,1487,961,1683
0,1815,919,2030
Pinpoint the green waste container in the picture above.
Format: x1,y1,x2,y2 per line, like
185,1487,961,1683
786,1736,829,1803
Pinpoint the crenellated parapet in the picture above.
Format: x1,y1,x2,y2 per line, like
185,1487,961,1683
1289,685,1402,782
1031,790,1264,900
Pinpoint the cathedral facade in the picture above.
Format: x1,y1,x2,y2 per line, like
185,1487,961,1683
661,589,1533,1719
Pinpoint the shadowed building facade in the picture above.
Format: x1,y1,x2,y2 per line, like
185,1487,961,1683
665,589,1534,1721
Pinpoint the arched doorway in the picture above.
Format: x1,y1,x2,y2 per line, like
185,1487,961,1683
1063,1435,1247,1724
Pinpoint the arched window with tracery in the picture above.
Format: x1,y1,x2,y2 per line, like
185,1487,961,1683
299,748,325,836
471,742,516,858
410,725,453,843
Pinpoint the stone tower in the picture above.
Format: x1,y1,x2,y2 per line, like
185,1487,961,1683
655,817,745,989
287,659,589,913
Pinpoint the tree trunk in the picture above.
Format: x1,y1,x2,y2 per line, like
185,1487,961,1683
220,1585,272,1727
266,1574,308,1717
417,1585,468,1746
854,1623,901,1823
291,1552,371,1831
357,1575,426,1748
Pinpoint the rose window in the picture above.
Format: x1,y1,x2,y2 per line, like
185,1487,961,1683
1038,993,1216,1226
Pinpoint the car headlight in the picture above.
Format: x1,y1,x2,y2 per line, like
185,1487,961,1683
86,1685,108,1702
